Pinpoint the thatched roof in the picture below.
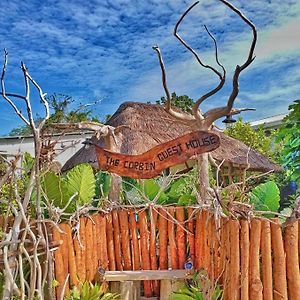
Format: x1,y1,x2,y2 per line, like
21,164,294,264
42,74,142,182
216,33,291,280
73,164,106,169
62,102,282,173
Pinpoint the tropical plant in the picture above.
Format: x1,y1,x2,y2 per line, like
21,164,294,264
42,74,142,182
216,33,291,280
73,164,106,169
65,281,119,300
248,181,280,213
224,118,280,161
169,271,222,300
42,164,96,213
276,100,300,185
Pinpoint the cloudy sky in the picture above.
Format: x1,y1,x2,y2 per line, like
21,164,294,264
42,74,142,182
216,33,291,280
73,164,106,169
0,0,299,135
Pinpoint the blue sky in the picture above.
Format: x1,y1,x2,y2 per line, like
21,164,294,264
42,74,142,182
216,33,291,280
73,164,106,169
0,0,299,135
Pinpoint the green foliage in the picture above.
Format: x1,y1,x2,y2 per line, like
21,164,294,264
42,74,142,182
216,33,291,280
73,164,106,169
42,164,95,213
169,271,222,300
249,181,280,213
276,100,300,185
224,118,279,161
95,171,112,198
156,92,195,114
65,282,119,300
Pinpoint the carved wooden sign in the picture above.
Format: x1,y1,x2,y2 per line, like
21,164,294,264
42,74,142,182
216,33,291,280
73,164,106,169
95,130,220,179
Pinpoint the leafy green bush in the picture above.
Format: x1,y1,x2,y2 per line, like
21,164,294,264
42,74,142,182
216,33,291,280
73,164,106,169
65,282,119,300
169,271,222,300
42,164,95,213
249,181,280,213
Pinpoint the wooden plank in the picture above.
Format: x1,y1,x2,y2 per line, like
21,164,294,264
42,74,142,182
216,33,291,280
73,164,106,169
103,270,194,281
95,130,220,178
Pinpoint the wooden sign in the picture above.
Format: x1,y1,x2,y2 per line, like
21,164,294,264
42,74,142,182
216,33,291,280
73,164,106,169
95,130,220,179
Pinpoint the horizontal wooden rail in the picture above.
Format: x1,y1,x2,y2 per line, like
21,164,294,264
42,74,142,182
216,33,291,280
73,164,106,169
103,269,194,281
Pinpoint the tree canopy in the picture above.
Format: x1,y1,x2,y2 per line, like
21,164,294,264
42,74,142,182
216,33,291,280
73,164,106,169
9,94,100,136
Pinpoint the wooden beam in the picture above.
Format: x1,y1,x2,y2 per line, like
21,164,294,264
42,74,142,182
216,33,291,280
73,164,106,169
103,270,194,282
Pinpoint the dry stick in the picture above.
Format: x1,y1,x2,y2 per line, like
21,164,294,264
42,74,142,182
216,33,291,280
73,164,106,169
168,207,178,270
112,210,123,271
158,208,168,270
271,220,288,300
249,219,263,300
187,208,195,264
52,226,66,299
284,221,300,300
195,209,202,270
106,212,116,271
139,210,152,297
85,218,95,281
261,220,273,300
63,224,78,287
129,210,140,271
119,210,132,270
149,208,159,297
240,220,250,300
176,207,186,270
229,219,240,300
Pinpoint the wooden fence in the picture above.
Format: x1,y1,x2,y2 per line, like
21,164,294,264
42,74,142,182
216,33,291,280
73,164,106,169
49,207,300,299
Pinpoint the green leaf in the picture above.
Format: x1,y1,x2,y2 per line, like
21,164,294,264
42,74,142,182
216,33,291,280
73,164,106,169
142,179,168,204
66,164,96,206
95,171,112,198
249,181,280,212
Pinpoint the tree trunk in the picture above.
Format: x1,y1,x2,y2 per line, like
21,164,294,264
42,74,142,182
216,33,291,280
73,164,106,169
197,153,211,204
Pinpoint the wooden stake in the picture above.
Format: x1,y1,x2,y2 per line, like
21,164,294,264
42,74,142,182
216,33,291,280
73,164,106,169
187,208,195,264
284,221,300,300
261,220,273,300
112,209,123,271
158,208,168,270
270,220,288,300
222,218,230,299
240,220,249,300
129,210,140,271
106,212,116,271
168,207,178,269
52,226,67,298
176,207,186,269
249,219,262,300
119,210,132,270
85,218,95,281
99,213,109,270
229,219,240,300
139,210,152,297
149,208,159,296
194,209,201,270
63,224,78,287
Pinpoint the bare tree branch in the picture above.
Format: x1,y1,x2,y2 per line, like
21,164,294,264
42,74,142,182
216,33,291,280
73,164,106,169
220,0,257,112
1,50,30,125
